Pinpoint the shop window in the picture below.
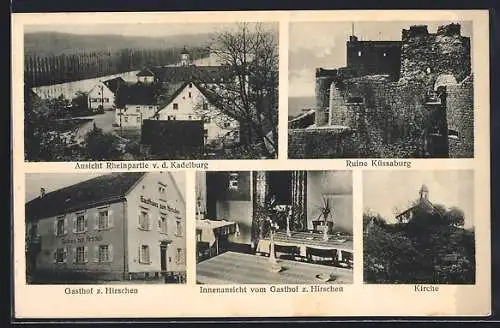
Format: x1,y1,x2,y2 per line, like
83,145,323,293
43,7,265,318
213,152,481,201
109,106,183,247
54,247,67,263
173,103,179,110
75,246,87,264
228,173,239,191
140,245,151,264
176,220,183,236
74,215,86,233
139,211,150,230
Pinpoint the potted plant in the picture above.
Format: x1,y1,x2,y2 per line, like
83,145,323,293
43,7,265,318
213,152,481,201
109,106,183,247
315,195,334,241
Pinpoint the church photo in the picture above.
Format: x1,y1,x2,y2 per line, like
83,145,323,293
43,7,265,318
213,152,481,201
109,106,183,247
363,170,475,284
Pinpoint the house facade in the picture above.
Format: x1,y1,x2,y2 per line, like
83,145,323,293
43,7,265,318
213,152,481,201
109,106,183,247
114,83,158,128
25,172,186,283
87,77,124,111
155,82,240,145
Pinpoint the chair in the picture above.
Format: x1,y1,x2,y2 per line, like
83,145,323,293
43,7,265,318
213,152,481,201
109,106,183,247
340,251,354,269
273,244,300,260
306,247,339,266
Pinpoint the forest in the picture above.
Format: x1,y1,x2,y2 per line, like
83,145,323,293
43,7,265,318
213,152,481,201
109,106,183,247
24,46,209,87
363,203,475,284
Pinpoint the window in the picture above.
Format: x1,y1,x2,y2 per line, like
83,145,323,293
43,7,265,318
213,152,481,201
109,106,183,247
233,130,239,139
136,107,141,112
99,245,109,262
203,116,211,123
124,117,129,123
228,173,239,191
203,103,208,110
176,248,184,264
75,215,86,233
98,210,109,230
173,103,178,110
383,52,387,57
448,129,459,140
136,116,141,123
160,216,168,234
139,211,150,230
188,115,192,120
158,185,166,194
188,83,193,88
75,246,87,264
204,129,208,137
358,51,362,57
188,92,192,98
176,220,183,236
55,248,67,263
223,122,231,128
149,106,153,109
140,245,150,264
104,98,109,103
56,218,66,236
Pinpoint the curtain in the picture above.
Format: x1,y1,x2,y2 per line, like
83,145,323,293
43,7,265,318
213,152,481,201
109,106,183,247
290,171,307,231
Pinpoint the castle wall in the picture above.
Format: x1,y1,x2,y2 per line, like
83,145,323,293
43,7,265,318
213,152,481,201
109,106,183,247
315,68,337,126
446,75,474,158
400,24,471,87
346,40,401,80
288,128,357,159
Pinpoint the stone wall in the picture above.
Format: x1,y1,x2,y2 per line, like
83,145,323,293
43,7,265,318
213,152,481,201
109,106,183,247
288,127,357,159
446,75,474,158
400,24,471,87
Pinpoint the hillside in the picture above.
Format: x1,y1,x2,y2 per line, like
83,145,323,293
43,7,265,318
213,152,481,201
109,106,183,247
24,32,214,57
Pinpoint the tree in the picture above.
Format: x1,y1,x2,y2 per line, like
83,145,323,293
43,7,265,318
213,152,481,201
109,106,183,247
71,91,89,111
206,23,278,158
84,125,123,160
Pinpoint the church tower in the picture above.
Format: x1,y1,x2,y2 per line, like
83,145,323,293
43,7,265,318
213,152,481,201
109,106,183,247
180,47,191,66
419,184,429,201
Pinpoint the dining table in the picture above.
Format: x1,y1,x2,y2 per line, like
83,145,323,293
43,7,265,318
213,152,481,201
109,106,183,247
255,231,354,263
196,251,353,284
196,219,240,255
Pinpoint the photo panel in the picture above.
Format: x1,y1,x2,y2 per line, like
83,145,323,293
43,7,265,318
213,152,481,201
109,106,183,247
24,22,279,161
288,21,474,159
195,170,354,285
25,171,187,285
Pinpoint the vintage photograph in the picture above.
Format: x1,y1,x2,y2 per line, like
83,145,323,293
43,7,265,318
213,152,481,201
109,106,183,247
25,172,186,284
363,170,475,284
195,170,354,284
288,21,474,159
24,22,278,161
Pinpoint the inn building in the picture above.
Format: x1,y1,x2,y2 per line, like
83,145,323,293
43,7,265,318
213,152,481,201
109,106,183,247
25,172,186,283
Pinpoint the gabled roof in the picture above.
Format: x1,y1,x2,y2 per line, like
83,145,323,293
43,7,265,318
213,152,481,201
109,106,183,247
25,173,146,222
103,77,125,94
396,198,437,220
137,65,234,84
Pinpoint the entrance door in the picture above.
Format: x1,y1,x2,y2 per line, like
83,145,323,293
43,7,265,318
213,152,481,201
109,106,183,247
160,246,167,272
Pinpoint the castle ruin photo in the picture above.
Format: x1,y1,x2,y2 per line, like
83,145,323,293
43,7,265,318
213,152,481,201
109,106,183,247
288,22,474,159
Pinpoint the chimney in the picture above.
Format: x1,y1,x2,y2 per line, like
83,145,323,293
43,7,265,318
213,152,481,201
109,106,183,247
40,188,46,198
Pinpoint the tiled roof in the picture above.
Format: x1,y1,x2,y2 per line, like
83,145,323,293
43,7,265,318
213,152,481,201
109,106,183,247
103,77,125,94
118,83,157,105
25,173,146,221
137,65,234,84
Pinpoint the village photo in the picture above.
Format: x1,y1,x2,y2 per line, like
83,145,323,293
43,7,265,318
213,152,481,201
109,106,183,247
25,172,186,284
288,21,474,159
363,170,475,284
24,22,278,161
195,170,354,284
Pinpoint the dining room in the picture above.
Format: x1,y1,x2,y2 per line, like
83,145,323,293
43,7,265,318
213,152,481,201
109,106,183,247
195,170,354,284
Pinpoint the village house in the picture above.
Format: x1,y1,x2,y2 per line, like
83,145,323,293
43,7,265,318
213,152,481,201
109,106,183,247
25,172,186,283
87,77,125,112
114,83,159,128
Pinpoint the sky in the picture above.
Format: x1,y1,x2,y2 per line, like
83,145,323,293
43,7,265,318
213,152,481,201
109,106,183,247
289,21,473,98
363,170,474,228
25,172,186,202
24,22,278,38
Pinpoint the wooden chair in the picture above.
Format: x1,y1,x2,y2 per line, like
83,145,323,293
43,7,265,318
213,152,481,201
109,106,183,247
306,247,339,266
274,244,300,260
340,251,354,269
